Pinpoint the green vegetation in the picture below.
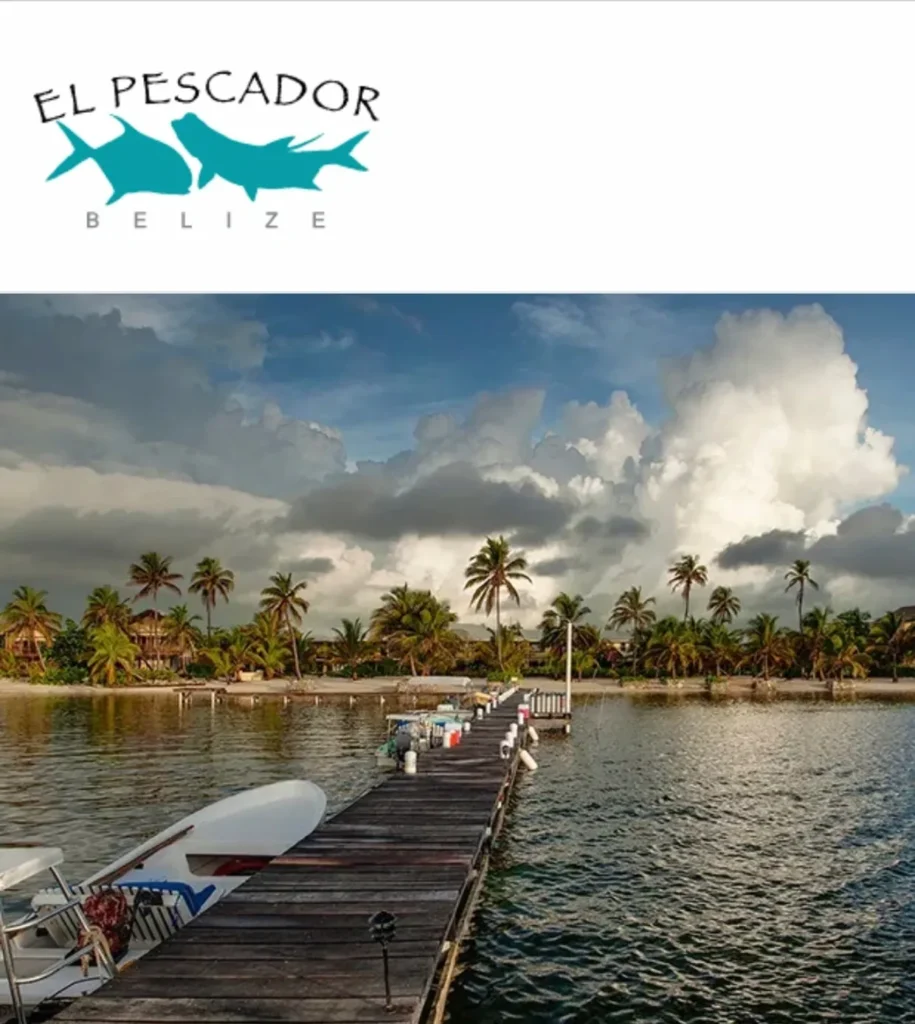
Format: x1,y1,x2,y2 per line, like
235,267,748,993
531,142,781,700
0,542,913,687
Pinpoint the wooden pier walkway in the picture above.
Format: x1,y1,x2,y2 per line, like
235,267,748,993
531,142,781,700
51,694,525,1024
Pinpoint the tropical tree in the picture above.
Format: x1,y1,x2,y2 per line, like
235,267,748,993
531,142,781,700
744,613,792,681
698,621,742,679
868,611,911,682
387,597,462,675
161,604,203,673
82,586,131,632
801,606,834,680
370,585,434,675
668,555,708,620
250,636,289,680
707,585,741,625
836,608,872,647
784,559,819,633
332,617,372,679
608,586,657,675
645,618,697,683
1,586,62,671
483,623,531,677
464,536,531,671
539,593,592,658
819,630,870,682
87,623,140,686
188,557,235,639
259,572,309,679
127,553,183,670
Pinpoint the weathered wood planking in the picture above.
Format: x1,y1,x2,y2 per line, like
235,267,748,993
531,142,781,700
49,693,524,1024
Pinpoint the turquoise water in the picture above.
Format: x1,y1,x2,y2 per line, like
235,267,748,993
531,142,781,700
3,693,915,1023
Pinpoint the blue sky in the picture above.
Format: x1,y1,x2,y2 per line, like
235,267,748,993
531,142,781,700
0,292,912,625
217,293,915,505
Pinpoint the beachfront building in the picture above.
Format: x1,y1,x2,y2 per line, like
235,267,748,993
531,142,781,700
3,626,50,662
128,609,182,670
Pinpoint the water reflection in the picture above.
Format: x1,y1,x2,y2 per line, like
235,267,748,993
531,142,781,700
0,693,387,909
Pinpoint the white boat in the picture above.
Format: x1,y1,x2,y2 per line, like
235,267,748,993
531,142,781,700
0,779,326,1020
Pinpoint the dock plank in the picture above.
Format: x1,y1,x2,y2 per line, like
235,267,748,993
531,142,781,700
47,694,525,1024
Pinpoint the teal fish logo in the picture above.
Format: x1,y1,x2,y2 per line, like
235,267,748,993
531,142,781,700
46,116,193,205
170,113,368,201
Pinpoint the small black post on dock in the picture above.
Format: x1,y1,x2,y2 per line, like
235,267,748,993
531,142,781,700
369,909,397,1012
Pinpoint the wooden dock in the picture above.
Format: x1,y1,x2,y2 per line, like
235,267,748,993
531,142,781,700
48,693,526,1024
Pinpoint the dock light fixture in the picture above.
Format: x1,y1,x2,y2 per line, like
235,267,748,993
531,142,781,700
368,910,397,1011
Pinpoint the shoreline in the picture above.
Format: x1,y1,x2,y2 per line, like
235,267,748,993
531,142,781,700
3,676,915,698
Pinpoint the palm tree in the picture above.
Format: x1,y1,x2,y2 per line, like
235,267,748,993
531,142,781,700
332,618,372,679
250,636,289,680
370,585,434,676
539,593,592,657
784,559,819,633
645,618,697,684
127,553,183,670
87,623,140,686
868,611,911,682
707,585,740,625
82,586,131,632
483,624,531,677
161,604,203,674
464,536,531,671
698,622,741,679
820,630,870,683
744,613,791,681
1,586,62,671
801,606,834,680
188,557,235,639
259,572,309,680
388,597,461,676
668,555,708,620
608,586,657,675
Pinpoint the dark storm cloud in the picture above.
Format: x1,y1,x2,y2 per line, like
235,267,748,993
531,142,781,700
0,506,281,611
0,299,346,496
531,556,582,577
290,556,336,577
715,504,915,582
573,515,649,543
715,529,806,569
283,462,573,543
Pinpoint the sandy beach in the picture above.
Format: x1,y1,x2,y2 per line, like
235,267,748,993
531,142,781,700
3,676,915,698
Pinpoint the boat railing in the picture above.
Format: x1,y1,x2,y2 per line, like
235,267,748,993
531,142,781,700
0,847,119,1024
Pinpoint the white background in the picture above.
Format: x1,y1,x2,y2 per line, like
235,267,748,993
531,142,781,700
1,0,913,292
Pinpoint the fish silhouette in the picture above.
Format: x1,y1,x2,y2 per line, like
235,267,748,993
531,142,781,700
171,112,368,201
47,116,193,205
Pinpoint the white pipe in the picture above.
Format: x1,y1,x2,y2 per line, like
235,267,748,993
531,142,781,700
565,618,573,720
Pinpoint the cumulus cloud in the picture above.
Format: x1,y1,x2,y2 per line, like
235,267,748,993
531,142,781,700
0,296,909,631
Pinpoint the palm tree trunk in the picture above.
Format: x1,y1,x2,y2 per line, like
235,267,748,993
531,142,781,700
206,598,212,640
496,588,503,671
892,648,898,682
35,635,46,672
684,585,690,621
631,630,639,675
153,593,160,674
798,585,804,634
287,610,302,680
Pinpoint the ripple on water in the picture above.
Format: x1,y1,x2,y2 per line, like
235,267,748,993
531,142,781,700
446,697,915,1024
